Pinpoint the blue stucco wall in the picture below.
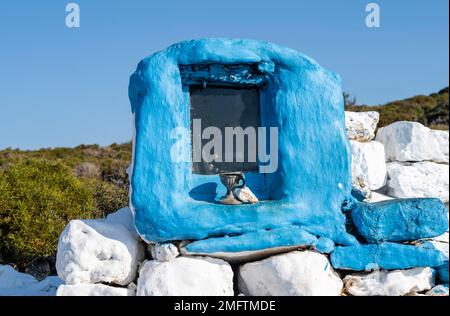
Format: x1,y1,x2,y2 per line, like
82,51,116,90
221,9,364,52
128,38,358,250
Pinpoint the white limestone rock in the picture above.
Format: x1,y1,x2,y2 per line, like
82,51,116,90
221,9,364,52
426,285,449,296
56,284,135,296
350,140,387,191
105,207,139,238
369,192,394,203
137,257,234,296
344,267,435,296
238,251,343,296
427,241,449,259
375,121,448,163
235,186,259,204
56,209,145,286
149,243,179,262
0,265,63,296
385,161,449,203
432,232,449,244
345,111,380,142
431,130,449,163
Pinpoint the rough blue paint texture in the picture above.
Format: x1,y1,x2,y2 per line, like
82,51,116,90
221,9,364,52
183,225,335,254
351,187,369,202
351,198,448,243
418,240,440,251
330,242,447,271
128,38,358,250
315,237,336,254
437,261,449,283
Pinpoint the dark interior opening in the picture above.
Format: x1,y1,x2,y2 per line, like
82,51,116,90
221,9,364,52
190,86,260,175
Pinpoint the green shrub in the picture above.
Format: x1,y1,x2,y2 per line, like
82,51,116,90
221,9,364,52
86,179,129,218
0,158,99,269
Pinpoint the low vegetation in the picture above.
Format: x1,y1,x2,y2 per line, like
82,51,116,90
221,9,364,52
346,87,449,130
0,143,131,270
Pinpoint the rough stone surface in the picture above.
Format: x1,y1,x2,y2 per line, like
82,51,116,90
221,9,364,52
431,130,449,163
345,111,379,142
105,207,139,238
149,243,179,262
375,121,448,163
238,251,343,296
350,141,387,192
137,257,234,296
56,284,135,296
348,188,368,203
426,284,449,296
350,198,448,243
0,265,63,296
351,185,372,202
180,226,335,263
418,240,449,260
235,186,259,204
344,267,435,296
437,261,449,283
181,245,311,264
315,237,336,254
432,231,449,244
386,162,449,203
331,242,446,271
56,209,145,286
369,192,394,203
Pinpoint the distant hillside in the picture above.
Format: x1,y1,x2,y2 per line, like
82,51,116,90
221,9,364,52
346,87,449,130
0,142,131,187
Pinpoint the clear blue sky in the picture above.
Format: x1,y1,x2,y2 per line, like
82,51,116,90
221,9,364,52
0,0,448,150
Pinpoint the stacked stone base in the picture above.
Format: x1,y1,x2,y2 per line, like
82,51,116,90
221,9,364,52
53,205,448,297
54,116,449,296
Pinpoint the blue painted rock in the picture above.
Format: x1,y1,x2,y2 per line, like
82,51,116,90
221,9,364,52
351,187,369,202
181,225,335,262
330,242,446,271
437,261,449,283
350,198,448,243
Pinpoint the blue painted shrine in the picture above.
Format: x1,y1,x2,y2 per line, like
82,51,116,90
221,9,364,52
128,39,447,258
